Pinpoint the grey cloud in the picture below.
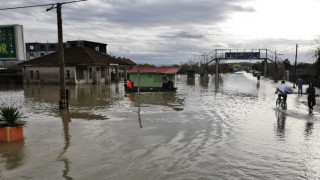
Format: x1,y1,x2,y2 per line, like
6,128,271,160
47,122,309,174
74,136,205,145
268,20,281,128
61,0,255,28
159,31,205,40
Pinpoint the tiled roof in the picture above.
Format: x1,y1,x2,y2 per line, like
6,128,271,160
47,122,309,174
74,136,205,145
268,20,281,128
19,47,134,67
129,67,180,74
118,58,137,65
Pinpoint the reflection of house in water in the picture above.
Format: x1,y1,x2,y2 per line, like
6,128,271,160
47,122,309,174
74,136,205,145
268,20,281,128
23,84,124,107
19,46,136,85
128,92,184,111
23,84,126,120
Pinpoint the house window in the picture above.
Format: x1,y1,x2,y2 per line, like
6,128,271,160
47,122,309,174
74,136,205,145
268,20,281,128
30,70,34,79
76,67,84,80
95,46,99,51
66,70,71,79
30,53,34,57
100,68,105,78
36,71,40,79
30,45,34,50
40,53,45,56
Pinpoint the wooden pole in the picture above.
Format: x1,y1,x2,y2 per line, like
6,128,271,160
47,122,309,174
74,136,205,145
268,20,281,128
294,44,298,85
57,3,68,109
137,70,140,94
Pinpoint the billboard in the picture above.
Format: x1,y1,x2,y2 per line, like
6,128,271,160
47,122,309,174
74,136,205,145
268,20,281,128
225,52,260,59
0,24,25,61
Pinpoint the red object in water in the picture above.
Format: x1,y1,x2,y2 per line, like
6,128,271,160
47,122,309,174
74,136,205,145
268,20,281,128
0,126,24,142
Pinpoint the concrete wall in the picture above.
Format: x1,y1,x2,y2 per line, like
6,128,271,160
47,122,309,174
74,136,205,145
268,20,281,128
22,66,76,84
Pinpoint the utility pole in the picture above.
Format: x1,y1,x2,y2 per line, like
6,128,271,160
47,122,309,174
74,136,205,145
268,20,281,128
294,44,298,79
57,3,68,109
47,1,85,109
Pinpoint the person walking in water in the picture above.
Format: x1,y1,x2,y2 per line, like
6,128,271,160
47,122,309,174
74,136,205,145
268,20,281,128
296,77,303,95
257,73,261,82
306,82,316,111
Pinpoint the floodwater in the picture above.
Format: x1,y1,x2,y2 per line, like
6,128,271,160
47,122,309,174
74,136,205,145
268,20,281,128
0,72,319,180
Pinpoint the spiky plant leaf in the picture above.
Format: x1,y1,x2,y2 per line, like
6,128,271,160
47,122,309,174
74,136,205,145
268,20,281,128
0,106,26,127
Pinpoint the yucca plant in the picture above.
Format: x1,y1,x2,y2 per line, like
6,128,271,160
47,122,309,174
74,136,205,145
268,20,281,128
0,106,26,127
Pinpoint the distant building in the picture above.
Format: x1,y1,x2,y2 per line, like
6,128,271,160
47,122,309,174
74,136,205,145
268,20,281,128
19,46,135,84
25,40,108,60
128,66,179,88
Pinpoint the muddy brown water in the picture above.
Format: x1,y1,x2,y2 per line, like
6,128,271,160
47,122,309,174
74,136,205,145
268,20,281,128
0,72,319,179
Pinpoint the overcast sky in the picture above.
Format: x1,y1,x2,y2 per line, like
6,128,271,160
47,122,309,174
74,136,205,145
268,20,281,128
2,0,320,65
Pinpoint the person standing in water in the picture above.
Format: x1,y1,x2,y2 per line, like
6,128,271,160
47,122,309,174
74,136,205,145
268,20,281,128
306,82,316,111
296,77,303,95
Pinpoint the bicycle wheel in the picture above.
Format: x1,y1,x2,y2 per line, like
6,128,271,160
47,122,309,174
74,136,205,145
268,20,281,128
281,101,287,110
276,98,280,107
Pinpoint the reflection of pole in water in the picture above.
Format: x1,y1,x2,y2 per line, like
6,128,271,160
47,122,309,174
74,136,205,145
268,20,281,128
137,71,142,128
58,109,73,180
137,93,142,128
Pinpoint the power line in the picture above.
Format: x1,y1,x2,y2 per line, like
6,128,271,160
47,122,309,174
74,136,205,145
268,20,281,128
0,0,86,11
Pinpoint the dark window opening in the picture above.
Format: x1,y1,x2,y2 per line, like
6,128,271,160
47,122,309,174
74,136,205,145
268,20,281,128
36,71,40,79
30,70,34,79
66,70,71,79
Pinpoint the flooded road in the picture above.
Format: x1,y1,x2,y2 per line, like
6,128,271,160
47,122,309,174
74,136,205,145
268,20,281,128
0,72,320,179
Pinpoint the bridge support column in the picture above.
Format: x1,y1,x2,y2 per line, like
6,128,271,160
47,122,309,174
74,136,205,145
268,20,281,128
264,59,267,77
215,59,219,77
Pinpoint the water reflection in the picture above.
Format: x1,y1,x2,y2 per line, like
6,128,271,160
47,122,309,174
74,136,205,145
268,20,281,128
199,76,209,88
127,92,184,111
23,84,125,120
305,121,313,138
0,140,25,170
57,109,73,180
137,94,142,128
186,78,195,86
0,84,23,91
213,75,223,93
23,84,125,108
256,82,260,89
275,111,286,139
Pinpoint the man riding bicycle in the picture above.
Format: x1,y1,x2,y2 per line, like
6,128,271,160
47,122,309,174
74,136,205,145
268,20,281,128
275,80,293,104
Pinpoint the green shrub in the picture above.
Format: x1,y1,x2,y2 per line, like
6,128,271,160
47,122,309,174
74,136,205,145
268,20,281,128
0,106,26,127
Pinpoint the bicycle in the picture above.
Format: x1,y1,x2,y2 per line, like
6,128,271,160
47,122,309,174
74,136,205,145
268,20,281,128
276,96,287,110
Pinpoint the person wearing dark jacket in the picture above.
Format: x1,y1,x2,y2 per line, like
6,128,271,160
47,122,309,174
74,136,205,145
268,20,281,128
306,82,316,110
296,77,303,95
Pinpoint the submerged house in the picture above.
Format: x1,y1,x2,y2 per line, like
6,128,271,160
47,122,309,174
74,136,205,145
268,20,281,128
128,66,180,88
19,47,135,84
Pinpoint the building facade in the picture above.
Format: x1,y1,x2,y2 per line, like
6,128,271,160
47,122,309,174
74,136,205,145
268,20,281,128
25,40,108,60
20,47,135,85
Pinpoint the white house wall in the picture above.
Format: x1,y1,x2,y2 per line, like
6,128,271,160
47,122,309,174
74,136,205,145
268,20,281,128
23,66,76,84
22,65,114,84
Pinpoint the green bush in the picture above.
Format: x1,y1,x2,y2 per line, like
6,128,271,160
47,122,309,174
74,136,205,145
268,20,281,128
0,106,26,127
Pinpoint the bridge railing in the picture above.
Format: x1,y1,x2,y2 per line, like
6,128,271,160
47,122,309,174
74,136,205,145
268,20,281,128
209,49,276,62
